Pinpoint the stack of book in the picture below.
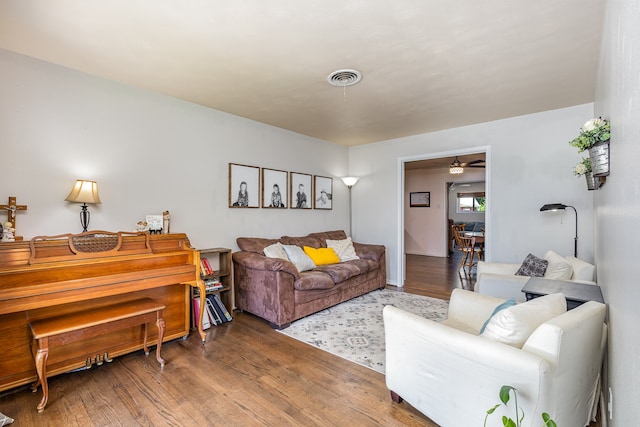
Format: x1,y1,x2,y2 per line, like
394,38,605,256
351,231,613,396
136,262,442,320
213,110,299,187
192,293,232,329
204,278,223,291
200,258,215,277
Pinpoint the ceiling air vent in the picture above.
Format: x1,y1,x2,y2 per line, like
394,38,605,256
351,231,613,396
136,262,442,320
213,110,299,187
327,69,362,87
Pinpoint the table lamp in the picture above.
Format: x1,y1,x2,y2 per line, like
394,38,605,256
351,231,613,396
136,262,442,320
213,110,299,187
65,180,101,232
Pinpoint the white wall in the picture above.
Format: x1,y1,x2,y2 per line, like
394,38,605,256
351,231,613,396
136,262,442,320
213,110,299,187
404,168,449,257
404,167,484,257
350,104,596,285
593,0,640,423
0,49,349,250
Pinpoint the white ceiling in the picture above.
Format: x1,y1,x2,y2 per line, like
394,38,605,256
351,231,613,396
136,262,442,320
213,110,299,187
0,1,605,146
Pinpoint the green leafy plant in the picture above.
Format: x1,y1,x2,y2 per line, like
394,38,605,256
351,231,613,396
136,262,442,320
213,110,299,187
476,197,487,212
484,385,557,427
568,117,611,152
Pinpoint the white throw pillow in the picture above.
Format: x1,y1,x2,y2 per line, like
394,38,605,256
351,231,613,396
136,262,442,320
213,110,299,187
481,293,567,348
263,242,289,260
565,256,596,281
326,237,359,262
544,250,573,281
282,245,316,272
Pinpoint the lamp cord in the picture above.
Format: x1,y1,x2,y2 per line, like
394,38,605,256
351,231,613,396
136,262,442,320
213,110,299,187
567,205,578,258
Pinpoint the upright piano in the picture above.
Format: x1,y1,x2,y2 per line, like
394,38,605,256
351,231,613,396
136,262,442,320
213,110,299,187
0,231,203,393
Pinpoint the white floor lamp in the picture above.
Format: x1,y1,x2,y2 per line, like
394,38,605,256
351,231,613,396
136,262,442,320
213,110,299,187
341,177,359,236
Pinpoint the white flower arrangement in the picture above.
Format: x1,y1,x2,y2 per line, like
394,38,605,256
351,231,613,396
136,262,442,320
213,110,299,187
582,118,606,132
569,117,611,152
574,157,592,176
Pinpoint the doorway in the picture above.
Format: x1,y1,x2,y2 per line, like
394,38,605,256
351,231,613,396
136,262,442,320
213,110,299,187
397,146,490,287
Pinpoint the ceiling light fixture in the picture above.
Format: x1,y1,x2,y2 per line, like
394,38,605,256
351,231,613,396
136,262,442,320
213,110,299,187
449,157,464,174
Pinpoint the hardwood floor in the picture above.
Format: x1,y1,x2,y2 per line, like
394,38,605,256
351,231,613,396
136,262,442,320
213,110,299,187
0,312,434,426
403,251,475,300
0,253,599,426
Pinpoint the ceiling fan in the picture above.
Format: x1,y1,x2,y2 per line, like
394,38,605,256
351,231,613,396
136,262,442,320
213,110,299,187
463,159,485,168
449,157,486,174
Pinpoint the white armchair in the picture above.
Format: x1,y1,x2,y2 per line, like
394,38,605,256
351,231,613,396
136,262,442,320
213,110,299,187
384,289,607,427
476,252,596,302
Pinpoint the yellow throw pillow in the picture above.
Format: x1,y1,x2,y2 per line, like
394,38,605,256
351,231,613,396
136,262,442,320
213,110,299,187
303,246,340,266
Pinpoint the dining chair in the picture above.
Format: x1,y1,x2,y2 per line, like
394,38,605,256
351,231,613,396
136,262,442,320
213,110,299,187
474,229,485,260
448,219,456,253
452,226,483,276
451,223,465,249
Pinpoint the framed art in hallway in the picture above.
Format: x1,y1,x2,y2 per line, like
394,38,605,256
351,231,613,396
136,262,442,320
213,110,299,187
290,172,312,209
229,163,260,208
262,168,288,208
314,175,333,210
410,192,430,207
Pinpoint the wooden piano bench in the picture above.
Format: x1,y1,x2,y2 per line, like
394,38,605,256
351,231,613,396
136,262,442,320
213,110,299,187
29,298,166,413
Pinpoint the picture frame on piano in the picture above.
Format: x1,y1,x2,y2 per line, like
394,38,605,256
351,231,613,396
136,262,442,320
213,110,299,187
146,215,163,233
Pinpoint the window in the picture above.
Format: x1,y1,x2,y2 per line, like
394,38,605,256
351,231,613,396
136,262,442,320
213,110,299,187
457,192,486,213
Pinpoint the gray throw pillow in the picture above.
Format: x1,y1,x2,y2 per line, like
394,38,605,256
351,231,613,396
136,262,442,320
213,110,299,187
282,245,316,272
515,253,548,277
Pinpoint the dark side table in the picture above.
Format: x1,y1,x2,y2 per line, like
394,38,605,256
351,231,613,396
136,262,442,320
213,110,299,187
522,277,604,310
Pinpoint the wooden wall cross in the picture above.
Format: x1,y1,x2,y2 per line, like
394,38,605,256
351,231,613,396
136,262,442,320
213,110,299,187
1,196,28,231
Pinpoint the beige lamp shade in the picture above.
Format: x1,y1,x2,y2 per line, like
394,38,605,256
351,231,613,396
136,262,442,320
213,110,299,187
65,180,102,204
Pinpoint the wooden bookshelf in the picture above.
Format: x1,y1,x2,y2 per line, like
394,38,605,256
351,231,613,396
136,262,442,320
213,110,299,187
191,247,233,330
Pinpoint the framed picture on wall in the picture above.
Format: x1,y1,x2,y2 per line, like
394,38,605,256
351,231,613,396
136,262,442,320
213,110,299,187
314,175,333,210
229,163,260,208
410,192,430,207
290,172,312,209
262,168,288,208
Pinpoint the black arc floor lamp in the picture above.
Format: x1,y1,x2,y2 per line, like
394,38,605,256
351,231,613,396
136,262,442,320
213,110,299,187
540,203,578,257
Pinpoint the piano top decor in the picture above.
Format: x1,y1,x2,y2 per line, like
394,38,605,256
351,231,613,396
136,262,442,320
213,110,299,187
29,230,152,264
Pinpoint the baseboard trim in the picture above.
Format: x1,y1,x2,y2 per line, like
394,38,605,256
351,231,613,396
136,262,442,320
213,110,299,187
405,251,448,257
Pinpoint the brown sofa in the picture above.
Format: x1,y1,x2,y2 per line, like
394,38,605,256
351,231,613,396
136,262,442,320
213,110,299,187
233,230,386,329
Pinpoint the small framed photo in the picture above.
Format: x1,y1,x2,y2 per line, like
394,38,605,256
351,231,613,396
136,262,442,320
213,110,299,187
229,163,260,208
410,192,430,207
262,168,288,208
290,172,312,209
146,215,163,233
314,175,333,210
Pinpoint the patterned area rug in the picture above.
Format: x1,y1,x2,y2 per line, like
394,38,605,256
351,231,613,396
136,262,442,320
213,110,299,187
277,289,449,374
